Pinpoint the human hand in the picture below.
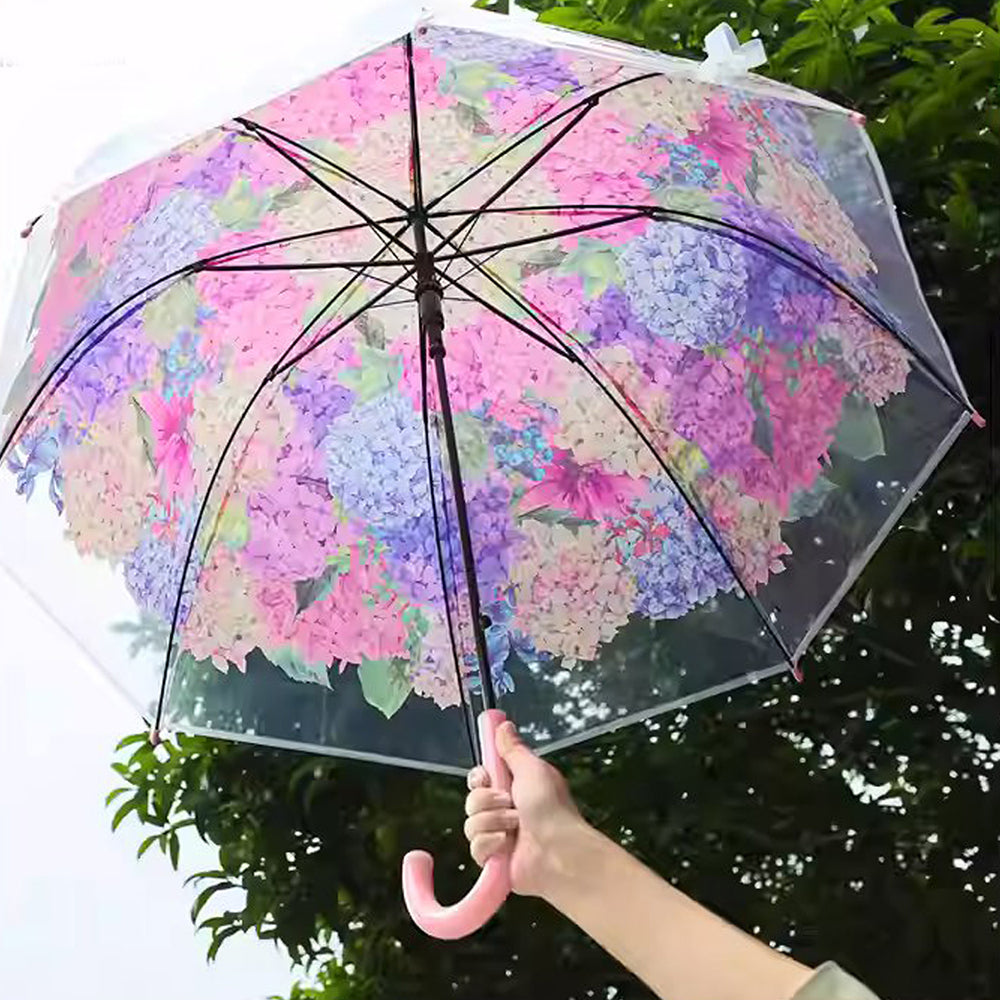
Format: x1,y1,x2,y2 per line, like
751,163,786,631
463,720,588,898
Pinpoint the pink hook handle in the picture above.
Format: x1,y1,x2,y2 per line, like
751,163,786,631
402,709,512,939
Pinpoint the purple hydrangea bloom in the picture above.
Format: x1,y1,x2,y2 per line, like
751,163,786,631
627,480,736,619
577,285,654,350
426,26,559,68
620,224,748,348
324,392,434,528
761,100,823,176
497,49,579,93
243,429,345,584
180,134,246,198
717,195,848,287
61,310,155,425
98,189,222,305
57,190,221,420
123,508,202,625
380,478,520,607
741,257,838,345
283,369,354,447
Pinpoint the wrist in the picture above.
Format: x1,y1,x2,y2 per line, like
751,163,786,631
536,816,608,906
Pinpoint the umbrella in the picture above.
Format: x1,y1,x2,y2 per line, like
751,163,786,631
0,2,981,940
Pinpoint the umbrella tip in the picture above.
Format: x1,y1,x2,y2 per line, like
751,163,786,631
148,726,162,747
20,214,42,239
791,663,804,684
850,111,866,126
971,410,986,429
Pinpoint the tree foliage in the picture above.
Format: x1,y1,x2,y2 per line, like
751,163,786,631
109,3,999,998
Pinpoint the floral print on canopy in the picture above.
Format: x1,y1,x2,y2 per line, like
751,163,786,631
3,22,939,736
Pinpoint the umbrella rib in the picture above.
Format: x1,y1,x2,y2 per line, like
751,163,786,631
235,117,417,264
423,213,580,358
437,270,577,363
233,118,411,213
425,71,659,213
154,240,415,735
430,99,601,255
428,201,975,417
0,216,407,467
446,271,801,673
433,210,648,262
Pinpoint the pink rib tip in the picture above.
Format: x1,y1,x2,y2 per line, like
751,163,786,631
971,411,986,429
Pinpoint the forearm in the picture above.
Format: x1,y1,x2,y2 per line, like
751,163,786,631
540,821,813,1000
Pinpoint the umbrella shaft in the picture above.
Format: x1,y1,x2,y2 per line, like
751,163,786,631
414,234,496,714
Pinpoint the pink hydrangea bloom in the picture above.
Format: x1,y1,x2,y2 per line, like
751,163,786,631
59,397,156,561
250,45,450,142
700,475,791,592
256,547,408,667
181,545,264,673
539,112,663,244
510,520,636,661
395,311,569,429
735,348,848,511
757,152,873,278
519,272,585,336
195,268,315,370
409,613,462,709
823,300,910,405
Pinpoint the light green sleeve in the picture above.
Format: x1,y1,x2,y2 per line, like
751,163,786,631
792,963,881,1000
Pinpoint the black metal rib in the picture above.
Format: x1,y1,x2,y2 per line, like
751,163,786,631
0,215,406,468
234,117,411,213
235,117,417,264
425,71,659,212
435,269,576,362
431,98,602,255
431,201,974,419
154,245,415,734
437,270,799,672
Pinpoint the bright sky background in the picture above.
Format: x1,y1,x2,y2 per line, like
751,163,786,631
0,3,543,997
0,3,376,998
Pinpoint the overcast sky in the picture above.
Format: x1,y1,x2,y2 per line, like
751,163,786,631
0,3,337,998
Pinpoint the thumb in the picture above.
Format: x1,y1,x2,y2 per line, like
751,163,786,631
495,721,532,770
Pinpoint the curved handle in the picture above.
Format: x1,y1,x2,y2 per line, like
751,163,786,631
402,709,512,939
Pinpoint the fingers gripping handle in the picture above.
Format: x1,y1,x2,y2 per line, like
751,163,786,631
402,709,512,939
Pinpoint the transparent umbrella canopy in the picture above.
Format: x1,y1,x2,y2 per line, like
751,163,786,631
0,5,978,781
